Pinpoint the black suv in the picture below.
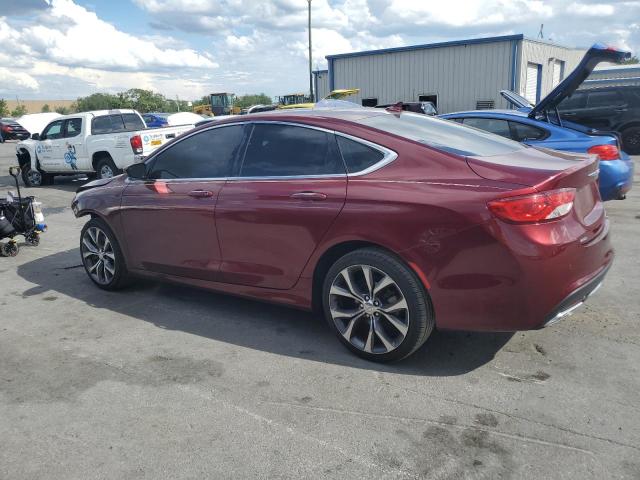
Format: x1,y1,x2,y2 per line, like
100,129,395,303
558,85,640,154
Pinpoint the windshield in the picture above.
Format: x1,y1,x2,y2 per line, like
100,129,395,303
211,95,231,107
356,112,526,157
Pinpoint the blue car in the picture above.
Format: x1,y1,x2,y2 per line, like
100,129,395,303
141,113,169,128
441,44,634,201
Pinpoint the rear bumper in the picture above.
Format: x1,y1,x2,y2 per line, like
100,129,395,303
599,156,634,200
542,260,611,327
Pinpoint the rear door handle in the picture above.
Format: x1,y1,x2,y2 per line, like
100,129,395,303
188,190,214,198
290,191,328,201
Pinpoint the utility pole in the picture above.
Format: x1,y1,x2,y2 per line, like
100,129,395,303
308,0,313,102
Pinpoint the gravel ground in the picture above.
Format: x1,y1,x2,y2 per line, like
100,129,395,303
0,140,638,479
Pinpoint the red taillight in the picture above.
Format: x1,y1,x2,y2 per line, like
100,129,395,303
488,188,576,223
1,125,11,132
587,144,619,161
130,135,143,154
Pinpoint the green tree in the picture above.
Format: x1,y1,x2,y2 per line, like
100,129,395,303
41,104,51,113
55,106,70,115
622,56,639,65
234,93,273,109
75,92,122,112
10,104,27,117
117,88,168,113
0,98,8,117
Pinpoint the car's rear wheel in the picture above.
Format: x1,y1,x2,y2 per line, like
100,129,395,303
96,156,120,180
80,218,129,290
322,248,434,362
621,126,640,155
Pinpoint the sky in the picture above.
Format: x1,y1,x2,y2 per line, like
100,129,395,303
0,0,638,101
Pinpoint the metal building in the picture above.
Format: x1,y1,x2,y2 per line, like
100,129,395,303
315,34,585,114
584,64,640,88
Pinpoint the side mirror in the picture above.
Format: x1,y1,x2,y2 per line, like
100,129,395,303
31,133,40,140
126,162,147,180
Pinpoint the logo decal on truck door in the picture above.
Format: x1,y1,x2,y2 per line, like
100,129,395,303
64,144,78,170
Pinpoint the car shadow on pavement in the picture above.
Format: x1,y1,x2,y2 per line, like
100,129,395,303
17,248,513,376
0,170,91,193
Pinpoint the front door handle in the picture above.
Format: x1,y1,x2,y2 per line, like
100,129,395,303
290,191,328,201
188,190,214,198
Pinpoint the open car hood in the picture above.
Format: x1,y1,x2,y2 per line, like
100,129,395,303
528,43,630,119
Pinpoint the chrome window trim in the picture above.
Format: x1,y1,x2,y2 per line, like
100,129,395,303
140,119,398,182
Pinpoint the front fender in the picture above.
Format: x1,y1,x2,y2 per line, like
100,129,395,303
16,140,38,170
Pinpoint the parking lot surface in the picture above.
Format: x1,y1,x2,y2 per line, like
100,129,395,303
0,141,638,479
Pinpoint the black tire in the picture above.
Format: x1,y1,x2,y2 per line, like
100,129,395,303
1,242,19,257
21,164,44,187
322,248,434,362
95,156,120,180
80,217,130,290
621,126,640,155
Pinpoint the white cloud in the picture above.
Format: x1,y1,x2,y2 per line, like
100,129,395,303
0,0,638,101
0,68,39,91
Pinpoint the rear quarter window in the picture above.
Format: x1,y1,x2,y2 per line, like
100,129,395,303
336,135,385,173
357,112,524,157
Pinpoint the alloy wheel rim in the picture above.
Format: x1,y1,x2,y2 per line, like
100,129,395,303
81,227,116,285
100,165,114,178
329,264,409,354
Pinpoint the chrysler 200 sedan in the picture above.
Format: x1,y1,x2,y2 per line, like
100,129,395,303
71,108,613,362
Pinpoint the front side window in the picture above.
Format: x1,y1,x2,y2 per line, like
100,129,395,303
148,125,245,179
559,91,587,110
42,120,64,140
65,118,82,137
357,112,525,157
240,124,344,177
336,135,385,173
461,117,511,139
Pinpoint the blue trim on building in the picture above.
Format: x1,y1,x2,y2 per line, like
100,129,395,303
510,39,519,93
536,63,543,103
325,34,525,61
328,58,335,91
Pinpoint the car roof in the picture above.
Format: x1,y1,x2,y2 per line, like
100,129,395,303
443,109,529,117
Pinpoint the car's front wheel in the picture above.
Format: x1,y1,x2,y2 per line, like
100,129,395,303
21,164,49,187
322,248,434,362
80,217,129,290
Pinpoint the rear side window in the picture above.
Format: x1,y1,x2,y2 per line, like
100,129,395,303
510,122,547,142
461,117,511,139
357,112,524,157
64,118,82,138
149,125,245,179
587,90,624,107
336,135,385,173
559,91,587,110
240,124,344,177
91,115,124,134
123,113,145,130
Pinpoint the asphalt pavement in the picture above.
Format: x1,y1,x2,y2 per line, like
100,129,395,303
0,140,638,479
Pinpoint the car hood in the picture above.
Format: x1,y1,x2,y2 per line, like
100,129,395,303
500,43,630,118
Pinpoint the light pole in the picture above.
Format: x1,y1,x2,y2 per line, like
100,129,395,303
308,0,313,102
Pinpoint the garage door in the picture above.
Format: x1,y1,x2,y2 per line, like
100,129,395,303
525,63,539,103
552,60,564,87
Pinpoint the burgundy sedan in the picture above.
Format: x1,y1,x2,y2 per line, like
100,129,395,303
72,109,613,362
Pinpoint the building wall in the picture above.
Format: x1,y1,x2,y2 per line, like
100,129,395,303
314,70,329,99
5,99,75,114
329,39,517,113
517,40,585,101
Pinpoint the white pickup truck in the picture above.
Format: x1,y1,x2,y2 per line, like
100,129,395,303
16,109,194,186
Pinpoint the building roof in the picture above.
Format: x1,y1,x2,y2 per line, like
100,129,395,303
326,34,525,61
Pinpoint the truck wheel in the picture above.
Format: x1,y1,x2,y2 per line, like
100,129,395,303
96,157,121,179
621,126,640,155
21,164,43,187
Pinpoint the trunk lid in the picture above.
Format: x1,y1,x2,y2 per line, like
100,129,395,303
467,147,601,225
528,43,630,119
